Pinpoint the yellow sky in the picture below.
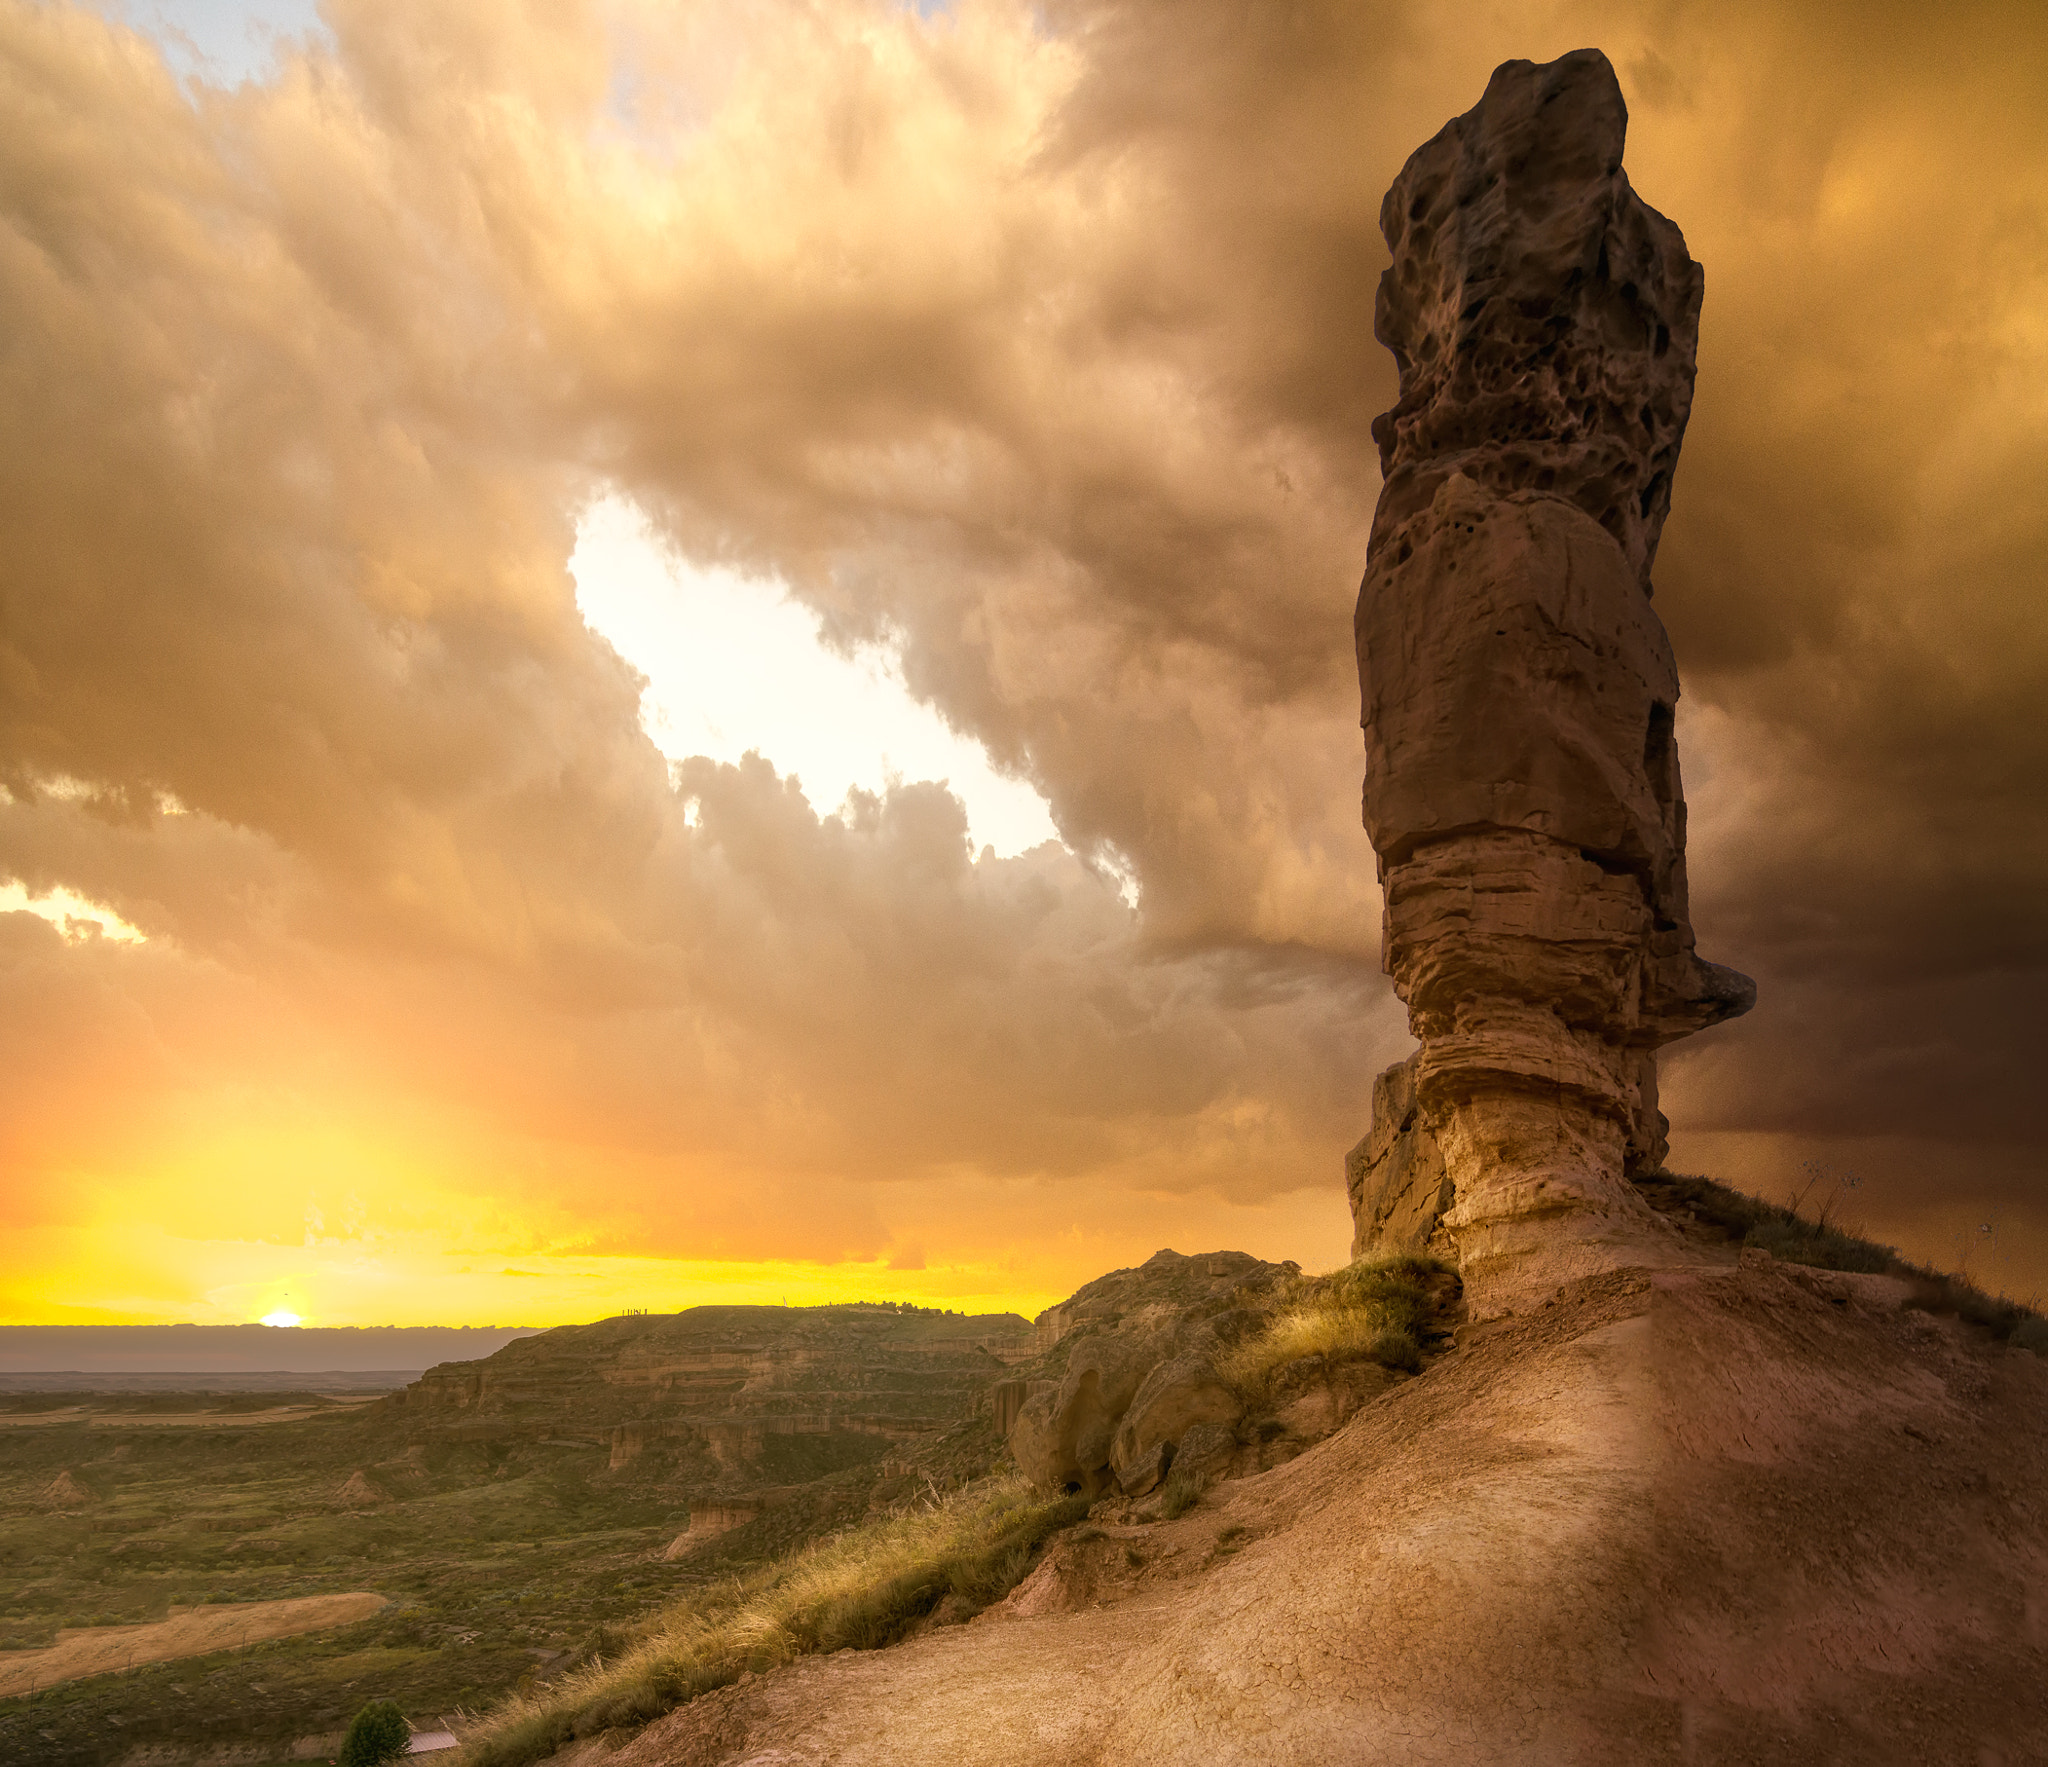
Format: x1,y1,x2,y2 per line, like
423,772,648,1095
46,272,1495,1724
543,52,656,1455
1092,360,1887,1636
3,0,2045,1325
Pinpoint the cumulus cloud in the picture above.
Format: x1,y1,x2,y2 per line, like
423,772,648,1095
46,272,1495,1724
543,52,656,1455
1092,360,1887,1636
1,0,2042,1318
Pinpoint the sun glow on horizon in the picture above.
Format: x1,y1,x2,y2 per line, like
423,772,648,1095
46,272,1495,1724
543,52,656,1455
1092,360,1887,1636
259,1309,303,1327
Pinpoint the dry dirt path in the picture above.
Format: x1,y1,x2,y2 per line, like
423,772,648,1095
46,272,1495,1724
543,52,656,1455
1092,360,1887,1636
0,1397,380,1429
0,1592,389,1696
591,1258,2048,1767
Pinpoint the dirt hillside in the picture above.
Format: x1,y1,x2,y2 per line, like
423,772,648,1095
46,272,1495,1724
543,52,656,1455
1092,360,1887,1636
589,1253,2048,1766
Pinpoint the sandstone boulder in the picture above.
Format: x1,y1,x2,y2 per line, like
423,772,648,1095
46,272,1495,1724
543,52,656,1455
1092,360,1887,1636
1005,1249,1292,1497
1107,1354,1239,1495
1111,1439,1172,1500
1007,1317,1179,1496
1168,1420,1237,1486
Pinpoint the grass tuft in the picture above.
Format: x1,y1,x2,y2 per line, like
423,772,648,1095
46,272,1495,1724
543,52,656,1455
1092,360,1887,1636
1740,1217,1895,1275
1215,1252,1449,1402
1155,1465,1204,1521
456,1477,1086,1767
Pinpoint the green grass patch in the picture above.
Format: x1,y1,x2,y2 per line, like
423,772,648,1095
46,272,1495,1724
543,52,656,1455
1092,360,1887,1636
457,1477,1088,1767
1215,1252,1451,1402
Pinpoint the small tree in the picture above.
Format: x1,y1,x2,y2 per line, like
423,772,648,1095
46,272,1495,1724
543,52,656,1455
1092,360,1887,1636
338,1699,410,1767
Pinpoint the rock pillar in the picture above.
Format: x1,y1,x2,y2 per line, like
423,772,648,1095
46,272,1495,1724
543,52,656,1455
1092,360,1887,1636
1349,49,1754,1309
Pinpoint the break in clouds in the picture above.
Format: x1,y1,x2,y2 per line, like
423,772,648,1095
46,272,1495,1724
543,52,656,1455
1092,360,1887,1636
1,0,2044,1313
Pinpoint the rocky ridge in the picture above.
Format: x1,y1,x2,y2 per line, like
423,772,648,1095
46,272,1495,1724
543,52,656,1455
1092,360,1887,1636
584,1241,2048,1767
999,1248,1454,1506
380,1303,1030,1553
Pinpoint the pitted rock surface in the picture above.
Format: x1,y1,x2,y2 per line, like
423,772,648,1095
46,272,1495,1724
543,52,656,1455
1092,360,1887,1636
1350,50,1753,1307
1368,46,1700,587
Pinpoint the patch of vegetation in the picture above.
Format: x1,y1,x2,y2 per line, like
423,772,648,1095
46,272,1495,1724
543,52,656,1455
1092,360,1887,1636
1215,1252,1453,1401
1155,1465,1203,1521
1637,1169,2046,1346
0,1412,744,1766
339,1698,411,1767
1669,1161,1894,1273
1739,1216,1895,1275
458,1477,1089,1767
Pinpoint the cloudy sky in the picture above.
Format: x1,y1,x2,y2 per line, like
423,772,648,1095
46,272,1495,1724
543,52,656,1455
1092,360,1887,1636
3,0,2043,1327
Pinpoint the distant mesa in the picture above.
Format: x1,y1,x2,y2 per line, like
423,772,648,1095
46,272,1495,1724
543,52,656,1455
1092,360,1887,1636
378,1301,1035,1523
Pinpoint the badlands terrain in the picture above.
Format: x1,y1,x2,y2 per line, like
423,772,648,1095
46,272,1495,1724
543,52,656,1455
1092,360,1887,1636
0,1302,1035,1765
3,1176,2044,1766
525,1180,2048,1767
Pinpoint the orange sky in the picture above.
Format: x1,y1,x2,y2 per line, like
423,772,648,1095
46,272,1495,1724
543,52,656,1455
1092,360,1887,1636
2,0,2045,1326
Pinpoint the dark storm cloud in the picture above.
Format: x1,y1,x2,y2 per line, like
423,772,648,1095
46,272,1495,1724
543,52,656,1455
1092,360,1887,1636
1,0,2041,1307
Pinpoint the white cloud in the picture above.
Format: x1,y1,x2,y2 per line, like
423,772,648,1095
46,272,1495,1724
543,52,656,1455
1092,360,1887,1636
571,495,1061,858
0,879,149,945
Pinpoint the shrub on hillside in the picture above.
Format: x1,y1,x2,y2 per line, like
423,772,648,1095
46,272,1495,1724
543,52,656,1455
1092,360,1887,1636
1156,1465,1204,1520
339,1699,410,1767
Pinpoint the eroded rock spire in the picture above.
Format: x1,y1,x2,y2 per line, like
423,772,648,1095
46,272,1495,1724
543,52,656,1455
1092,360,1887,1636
1348,48,1753,1310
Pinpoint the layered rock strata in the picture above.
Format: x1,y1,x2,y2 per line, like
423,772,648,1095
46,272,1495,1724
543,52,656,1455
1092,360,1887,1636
1350,49,1753,1307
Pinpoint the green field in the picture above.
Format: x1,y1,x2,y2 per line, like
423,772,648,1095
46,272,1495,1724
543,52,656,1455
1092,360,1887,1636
0,1396,888,1766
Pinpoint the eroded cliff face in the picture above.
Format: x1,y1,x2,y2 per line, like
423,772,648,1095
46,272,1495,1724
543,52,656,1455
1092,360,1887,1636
1350,49,1753,1309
